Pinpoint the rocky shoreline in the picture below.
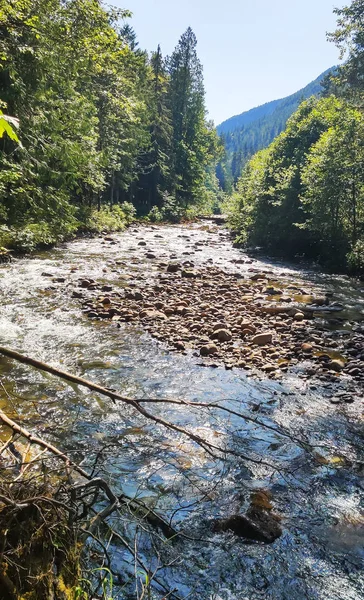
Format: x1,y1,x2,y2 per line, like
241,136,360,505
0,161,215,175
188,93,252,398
55,230,364,402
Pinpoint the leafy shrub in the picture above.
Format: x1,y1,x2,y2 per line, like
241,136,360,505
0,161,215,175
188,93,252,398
347,240,364,274
0,222,77,252
119,201,137,223
160,193,186,223
80,205,133,234
147,206,163,223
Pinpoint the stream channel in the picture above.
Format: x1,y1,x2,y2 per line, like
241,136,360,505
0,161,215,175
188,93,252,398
0,220,363,600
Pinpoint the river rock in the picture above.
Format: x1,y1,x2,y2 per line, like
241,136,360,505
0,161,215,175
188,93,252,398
329,359,345,372
252,332,273,346
265,286,283,295
200,343,218,357
293,312,305,321
211,329,232,342
167,263,181,273
174,340,185,350
261,304,288,315
213,508,282,543
139,309,167,320
181,269,198,278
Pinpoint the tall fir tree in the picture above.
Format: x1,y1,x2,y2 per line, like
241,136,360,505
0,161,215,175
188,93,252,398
167,27,218,207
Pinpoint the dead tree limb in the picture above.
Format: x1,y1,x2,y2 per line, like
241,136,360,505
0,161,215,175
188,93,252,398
0,346,276,465
0,407,177,538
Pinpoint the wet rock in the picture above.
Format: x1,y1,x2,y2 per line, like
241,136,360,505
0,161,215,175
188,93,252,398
80,279,93,288
174,340,186,351
167,263,181,273
252,332,273,346
265,286,283,295
146,252,157,259
213,508,282,543
261,364,276,373
301,343,313,353
138,241,147,246
348,367,361,376
200,343,218,357
329,359,345,372
181,269,198,278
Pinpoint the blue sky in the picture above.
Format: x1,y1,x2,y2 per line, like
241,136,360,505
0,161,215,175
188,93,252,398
116,0,347,125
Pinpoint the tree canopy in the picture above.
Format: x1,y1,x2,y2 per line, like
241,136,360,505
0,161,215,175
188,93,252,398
0,1,221,250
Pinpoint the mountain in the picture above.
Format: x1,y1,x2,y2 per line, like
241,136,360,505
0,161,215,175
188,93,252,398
217,68,334,185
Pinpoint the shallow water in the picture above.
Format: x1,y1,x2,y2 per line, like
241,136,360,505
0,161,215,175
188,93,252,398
0,222,363,599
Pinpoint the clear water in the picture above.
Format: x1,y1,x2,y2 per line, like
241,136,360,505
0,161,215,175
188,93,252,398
0,223,363,599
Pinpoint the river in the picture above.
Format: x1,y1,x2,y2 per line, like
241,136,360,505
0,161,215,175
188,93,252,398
0,221,363,600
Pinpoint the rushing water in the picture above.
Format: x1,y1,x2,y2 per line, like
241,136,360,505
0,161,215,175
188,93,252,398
0,222,363,600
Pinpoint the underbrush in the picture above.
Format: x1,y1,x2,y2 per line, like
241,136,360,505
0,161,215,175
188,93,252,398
0,472,81,600
0,203,136,253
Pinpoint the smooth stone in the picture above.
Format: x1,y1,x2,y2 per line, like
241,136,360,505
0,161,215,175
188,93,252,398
252,332,273,346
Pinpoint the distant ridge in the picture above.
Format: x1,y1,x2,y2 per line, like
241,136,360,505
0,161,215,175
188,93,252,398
217,68,333,136
216,68,334,183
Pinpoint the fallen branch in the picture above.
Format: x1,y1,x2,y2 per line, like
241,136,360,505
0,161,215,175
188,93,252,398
0,346,283,467
0,407,177,539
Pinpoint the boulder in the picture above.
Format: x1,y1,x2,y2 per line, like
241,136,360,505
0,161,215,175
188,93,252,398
213,508,282,543
167,263,181,273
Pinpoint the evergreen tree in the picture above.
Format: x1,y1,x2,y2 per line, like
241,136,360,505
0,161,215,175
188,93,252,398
167,27,220,207
134,45,173,213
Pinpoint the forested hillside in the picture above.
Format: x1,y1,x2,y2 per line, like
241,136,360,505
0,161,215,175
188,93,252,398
0,0,221,252
216,69,332,186
226,0,364,274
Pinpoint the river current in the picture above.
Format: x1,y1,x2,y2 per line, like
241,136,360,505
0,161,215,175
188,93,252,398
0,221,363,600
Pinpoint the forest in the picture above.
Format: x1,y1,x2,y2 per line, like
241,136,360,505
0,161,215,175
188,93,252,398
225,1,364,273
0,0,221,252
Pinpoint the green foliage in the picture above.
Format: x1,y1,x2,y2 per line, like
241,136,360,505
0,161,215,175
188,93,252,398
327,0,364,106
0,109,20,143
80,205,135,234
0,2,221,248
227,93,364,270
347,240,364,274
